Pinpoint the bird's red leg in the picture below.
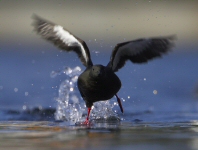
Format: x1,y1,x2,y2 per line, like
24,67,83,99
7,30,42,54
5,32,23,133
84,107,91,125
115,94,124,113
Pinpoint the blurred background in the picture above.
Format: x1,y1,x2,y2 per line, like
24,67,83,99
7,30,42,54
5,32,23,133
0,0,198,113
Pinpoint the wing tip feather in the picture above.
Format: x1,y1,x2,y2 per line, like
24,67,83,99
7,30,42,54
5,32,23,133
31,14,93,68
110,35,177,72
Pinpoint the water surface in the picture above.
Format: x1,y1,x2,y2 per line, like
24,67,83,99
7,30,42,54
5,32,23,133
1,120,198,150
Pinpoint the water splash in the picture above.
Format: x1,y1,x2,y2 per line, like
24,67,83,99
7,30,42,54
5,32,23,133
52,66,119,123
91,101,120,122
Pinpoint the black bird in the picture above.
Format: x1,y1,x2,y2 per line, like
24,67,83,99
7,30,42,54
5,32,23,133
32,15,175,124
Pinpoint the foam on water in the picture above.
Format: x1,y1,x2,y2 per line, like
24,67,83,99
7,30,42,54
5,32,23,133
51,66,119,123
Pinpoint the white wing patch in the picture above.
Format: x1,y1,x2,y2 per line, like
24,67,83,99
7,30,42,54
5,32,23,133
53,25,88,63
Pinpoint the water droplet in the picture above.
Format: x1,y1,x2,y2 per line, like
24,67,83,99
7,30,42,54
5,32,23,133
121,98,126,102
25,92,29,96
153,90,158,95
22,105,27,110
14,88,18,92
71,76,78,83
94,51,100,54
71,95,79,104
38,105,42,110
50,71,58,78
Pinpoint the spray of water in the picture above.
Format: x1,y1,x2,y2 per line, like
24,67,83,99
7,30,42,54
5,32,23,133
51,66,120,123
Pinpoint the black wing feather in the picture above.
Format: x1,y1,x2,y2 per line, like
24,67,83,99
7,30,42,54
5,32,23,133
108,36,176,72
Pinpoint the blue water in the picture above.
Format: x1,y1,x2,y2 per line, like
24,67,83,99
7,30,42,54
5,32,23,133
1,45,198,150
0,45,198,122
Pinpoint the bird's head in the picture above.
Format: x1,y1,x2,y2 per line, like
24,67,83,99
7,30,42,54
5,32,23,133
89,65,106,79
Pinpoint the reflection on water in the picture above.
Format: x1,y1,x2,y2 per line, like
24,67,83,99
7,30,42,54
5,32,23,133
1,121,198,150
1,107,198,150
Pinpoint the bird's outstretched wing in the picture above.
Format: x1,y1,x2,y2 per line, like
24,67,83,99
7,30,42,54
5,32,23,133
108,35,176,72
32,15,93,67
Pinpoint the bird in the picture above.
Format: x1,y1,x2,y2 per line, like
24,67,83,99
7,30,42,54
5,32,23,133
32,15,175,124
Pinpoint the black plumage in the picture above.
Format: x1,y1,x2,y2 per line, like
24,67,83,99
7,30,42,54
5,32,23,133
32,15,175,124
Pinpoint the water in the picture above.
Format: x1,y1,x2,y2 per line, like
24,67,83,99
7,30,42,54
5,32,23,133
1,49,198,149
1,121,198,150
